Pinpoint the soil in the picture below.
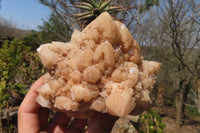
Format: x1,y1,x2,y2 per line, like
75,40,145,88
160,107,200,133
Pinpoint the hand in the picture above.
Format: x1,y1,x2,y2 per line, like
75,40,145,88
18,77,117,133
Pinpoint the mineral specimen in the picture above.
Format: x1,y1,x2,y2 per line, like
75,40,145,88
36,12,161,118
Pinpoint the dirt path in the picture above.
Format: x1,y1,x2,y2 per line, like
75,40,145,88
155,106,200,133
162,116,200,133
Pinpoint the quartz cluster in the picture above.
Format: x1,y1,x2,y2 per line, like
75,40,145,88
36,12,161,118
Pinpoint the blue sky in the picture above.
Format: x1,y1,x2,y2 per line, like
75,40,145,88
0,0,51,30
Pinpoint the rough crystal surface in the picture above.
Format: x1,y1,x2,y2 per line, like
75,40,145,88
36,12,161,118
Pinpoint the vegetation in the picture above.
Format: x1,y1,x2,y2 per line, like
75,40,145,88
0,39,44,132
158,0,200,126
73,0,125,27
186,106,200,117
138,109,166,133
22,13,72,51
0,39,44,107
0,0,199,132
0,17,30,39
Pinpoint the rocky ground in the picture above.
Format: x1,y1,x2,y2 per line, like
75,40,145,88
112,107,200,133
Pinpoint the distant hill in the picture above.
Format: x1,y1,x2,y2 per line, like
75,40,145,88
0,24,31,39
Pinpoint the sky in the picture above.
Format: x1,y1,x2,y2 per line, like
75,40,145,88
0,0,51,30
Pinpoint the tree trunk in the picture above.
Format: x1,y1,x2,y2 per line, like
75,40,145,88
176,88,185,127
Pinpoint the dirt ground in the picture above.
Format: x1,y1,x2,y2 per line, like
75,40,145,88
112,107,200,133
161,107,200,133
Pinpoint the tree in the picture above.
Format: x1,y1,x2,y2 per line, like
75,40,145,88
39,0,74,28
157,0,200,126
22,12,72,51
38,13,72,42
38,0,160,43
39,0,129,29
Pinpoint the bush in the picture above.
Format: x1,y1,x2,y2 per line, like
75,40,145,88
22,31,42,50
138,109,166,133
0,39,44,107
186,106,200,117
0,39,45,132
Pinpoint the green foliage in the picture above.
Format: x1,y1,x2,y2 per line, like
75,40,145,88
186,106,200,117
7,123,14,132
139,109,166,133
145,0,159,8
138,0,159,13
23,31,42,50
73,0,125,27
165,98,175,107
12,84,28,95
0,39,44,107
22,13,71,51
0,40,28,106
38,13,71,42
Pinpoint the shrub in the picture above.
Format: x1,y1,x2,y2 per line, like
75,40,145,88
138,109,166,133
186,106,200,117
0,39,44,107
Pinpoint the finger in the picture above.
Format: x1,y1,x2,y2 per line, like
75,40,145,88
19,76,44,113
52,112,71,125
70,119,88,131
18,77,44,133
51,125,66,133
86,112,118,133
